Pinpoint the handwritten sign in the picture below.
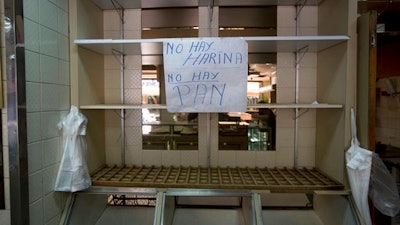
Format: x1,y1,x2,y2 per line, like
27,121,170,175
163,38,248,112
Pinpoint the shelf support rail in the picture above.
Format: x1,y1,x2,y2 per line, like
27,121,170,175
111,0,127,166
111,48,127,166
294,45,309,113
295,0,308,21
294,1,310,167
204,1,216,167
294,45,309,168
207,0,215,37
110,0,125,25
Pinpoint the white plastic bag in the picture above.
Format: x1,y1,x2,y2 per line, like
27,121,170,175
54,106,91,192
369,153,400,217
346,108,372,225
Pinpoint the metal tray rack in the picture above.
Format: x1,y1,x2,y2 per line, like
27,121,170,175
91,166,343,192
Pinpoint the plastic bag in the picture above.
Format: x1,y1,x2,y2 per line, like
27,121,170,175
369,152,400,217
346,108,372,225
346,141,373,225
54,106,91,192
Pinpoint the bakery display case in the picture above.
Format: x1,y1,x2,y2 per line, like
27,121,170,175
64,0,361,224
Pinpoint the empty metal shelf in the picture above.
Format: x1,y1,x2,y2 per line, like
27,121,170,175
91,166,343,192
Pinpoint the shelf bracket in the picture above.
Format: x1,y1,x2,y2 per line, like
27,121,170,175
295,45,309,65
377,0,393,17
295,0,308,21
110,0,125,24
112,109,135,121
293,108,309,119
112,49,126,68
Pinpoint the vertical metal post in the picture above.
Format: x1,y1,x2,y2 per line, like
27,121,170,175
294,4,302,168
153,192,165,225
252,193,264,225
120,52,126,166
294,60,300,168
119,5,125,167
205,3,214,167
5,0,29,224
111,0,126,166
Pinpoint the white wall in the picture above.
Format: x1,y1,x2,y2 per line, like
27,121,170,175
276,6,318,167
24,0,70,224
101,6,319,168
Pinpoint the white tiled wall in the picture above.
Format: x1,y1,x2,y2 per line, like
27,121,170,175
24,0,70,225
103,9,143,166
276,5,317,167
100,5,319,168
103,7,215,167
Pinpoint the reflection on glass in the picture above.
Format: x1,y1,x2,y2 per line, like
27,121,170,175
142,109,198,150
250,105,276,150
218,109,276,151
142,65,198,150
218,63,276,151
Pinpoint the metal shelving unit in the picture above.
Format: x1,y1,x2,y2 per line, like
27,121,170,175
64,0,363,224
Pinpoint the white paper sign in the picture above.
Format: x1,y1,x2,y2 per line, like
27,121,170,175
163,37,248,112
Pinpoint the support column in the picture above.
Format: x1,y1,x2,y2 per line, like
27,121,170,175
5,0,29,224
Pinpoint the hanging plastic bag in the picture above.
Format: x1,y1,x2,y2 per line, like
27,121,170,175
346,108,372,225
54,106,91,192
369,152,400,217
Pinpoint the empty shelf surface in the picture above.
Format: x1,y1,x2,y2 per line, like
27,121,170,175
91,0,325,10
79,103,342,110
91,166,343,192
74,36,349,55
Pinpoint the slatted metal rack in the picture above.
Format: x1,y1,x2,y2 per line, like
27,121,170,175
91,166,343,192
